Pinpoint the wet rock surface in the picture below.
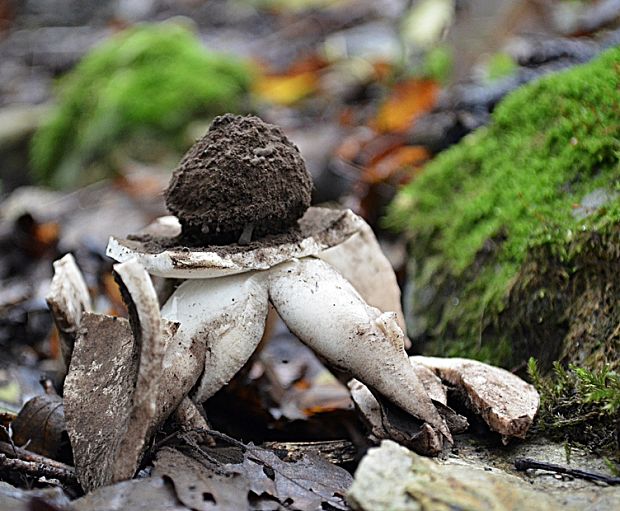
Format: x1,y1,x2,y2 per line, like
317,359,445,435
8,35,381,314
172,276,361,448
165,114,313,245
348,439,620,511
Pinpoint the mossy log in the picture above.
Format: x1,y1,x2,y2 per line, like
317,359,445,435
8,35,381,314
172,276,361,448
387,46,620,373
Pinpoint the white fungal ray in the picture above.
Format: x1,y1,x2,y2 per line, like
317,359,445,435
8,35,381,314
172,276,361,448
105,207,365,279
161,271,270,404
45,253,92,367
267,258,451,442
317,218,407,335
111,259,166,481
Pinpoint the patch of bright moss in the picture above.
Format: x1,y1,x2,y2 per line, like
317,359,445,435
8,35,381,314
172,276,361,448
387,46,620,367
528,358,620,456
31,22,253,188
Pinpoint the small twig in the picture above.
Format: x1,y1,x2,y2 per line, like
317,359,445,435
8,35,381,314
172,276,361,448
0,453,78,486
514,457,620,485
196,429,248,451
0,440,74,474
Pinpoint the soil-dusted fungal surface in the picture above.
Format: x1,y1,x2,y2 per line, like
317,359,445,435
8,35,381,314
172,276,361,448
126,207,348,256
165,114,313,245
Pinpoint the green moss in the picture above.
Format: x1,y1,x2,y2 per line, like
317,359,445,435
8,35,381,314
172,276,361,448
527,358,620,456
387,47,620,367
31,22,253,188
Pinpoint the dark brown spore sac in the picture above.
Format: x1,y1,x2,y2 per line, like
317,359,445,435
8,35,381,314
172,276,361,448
165,114,313,245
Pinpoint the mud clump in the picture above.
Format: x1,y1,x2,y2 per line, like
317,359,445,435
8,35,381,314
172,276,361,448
165,114,313,245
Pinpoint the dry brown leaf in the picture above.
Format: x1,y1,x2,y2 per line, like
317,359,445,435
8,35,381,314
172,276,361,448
11,394,68,462
154,447,249,511
100,273,126,315
154,442,352,511
72,477,187,511
33,222,60,247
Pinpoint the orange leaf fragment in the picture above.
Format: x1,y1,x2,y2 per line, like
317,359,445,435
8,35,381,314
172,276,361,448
254,71,318,105
363,145,429,184
253,54,325,105
101,272,125,316
373,79,439,133
34,221,60,246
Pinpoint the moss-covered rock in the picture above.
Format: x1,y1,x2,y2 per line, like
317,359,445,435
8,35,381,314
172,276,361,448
387,46,620,372
31,22,253,189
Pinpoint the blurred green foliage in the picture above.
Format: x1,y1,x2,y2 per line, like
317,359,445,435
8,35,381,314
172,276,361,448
485,52,517,82
31,22,253,188
420,45,453,83
387,46,620,366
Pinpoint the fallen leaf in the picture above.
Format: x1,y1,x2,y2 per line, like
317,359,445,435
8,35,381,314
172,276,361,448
154,447,249,511
0,482,71,511
400,0,455,49
100,273,126,315
254,72,318,105
10,394,69,462
373,79,439,133
239,444,352,510
362,145,429,184
253,55,325,105
71,477,187,511
155,441,352,511
33,222,60,247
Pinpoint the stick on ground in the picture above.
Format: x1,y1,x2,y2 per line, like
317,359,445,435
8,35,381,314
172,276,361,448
514,457,620,485
0,453,78,486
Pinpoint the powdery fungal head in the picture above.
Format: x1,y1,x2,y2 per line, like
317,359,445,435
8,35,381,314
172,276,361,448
165,114,313,244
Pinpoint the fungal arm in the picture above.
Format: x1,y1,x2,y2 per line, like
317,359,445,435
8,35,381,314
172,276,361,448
112,259,166,481
160,271,270,404
317,220,408,335
45,253,92,368
268,258,451,442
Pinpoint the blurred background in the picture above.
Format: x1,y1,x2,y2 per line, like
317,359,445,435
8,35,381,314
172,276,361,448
1,0,619,442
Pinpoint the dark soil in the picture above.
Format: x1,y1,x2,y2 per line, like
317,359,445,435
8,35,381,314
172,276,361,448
127,207,348,256
165,114,313,245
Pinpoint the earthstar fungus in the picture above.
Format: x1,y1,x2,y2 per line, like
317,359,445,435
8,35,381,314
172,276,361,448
109,114,449,439
48,114,536,491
